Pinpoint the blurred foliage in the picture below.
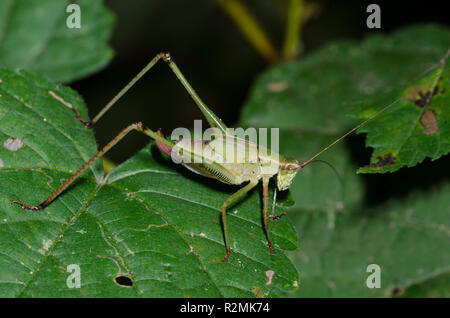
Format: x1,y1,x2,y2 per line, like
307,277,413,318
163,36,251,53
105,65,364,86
0,0,449,297
240,24,449,296
71,0,449,164
0,0,113,82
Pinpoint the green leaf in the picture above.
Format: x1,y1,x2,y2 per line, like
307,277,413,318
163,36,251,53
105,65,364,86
0,69,102,177
0,0,114,83
395,272,450,297
356,58,450,173
242,25,449,133
0,68,298,297
239,24,450,297
288,181,450,297
240,24,450,209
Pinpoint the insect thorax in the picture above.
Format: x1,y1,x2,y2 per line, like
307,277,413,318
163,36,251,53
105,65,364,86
171,134,282,185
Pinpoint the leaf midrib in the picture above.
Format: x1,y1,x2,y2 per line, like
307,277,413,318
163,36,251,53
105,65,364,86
15,176,102,297
107,178,296,294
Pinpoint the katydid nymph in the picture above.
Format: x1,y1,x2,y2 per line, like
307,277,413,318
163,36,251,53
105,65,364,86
12,52,395,262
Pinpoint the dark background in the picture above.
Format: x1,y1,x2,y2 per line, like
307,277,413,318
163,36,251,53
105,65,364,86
71,0,449,163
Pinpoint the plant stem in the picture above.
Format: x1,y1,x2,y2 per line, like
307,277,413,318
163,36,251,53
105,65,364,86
283,0,303,59
217,0,279,63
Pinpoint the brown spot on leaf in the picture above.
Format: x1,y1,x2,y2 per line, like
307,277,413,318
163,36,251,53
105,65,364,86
251,286,264,298
406,83,440,108
38,239,53,255
266,81,288,92
265,270,275,285
420,109,439,136
3,138,24,151
368,153,396,168
389,286,405,297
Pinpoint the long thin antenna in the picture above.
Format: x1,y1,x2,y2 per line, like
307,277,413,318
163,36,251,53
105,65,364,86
308,159,343,187
300,48,450,169
300,98,401,168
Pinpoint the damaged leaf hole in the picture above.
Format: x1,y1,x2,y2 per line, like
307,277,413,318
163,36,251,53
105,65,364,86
114,274,133,287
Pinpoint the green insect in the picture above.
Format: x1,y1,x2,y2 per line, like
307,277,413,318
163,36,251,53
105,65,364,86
12,52,394,262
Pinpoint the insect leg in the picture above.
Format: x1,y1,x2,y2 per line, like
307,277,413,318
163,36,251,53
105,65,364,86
90,54,164,126
11,123,174,211
90,52,228,134
269,187,286,220
160,53,228,133
270,212,286,221
221,180,258,262
262,176,276,254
